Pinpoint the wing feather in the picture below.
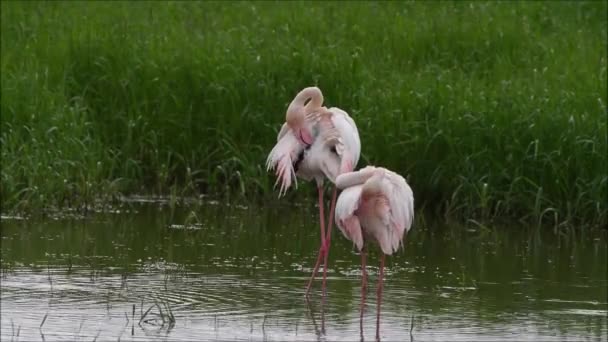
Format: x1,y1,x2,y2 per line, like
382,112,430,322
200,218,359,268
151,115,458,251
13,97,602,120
335,185,364,251
329,108,361,173
277,122,290,142
383,169,415,248
266,128,303,196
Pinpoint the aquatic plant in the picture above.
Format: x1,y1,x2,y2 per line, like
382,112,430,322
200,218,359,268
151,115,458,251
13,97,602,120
1,1,606,229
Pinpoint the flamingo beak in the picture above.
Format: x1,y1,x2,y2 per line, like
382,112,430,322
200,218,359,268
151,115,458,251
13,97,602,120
299,128,314,146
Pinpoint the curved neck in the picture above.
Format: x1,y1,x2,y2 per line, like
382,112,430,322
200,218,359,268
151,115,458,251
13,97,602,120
300,87,324,112
336,167,377,189
286,87,324,123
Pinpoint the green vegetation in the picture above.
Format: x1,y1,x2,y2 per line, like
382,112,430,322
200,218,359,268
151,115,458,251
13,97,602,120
1,1,606,228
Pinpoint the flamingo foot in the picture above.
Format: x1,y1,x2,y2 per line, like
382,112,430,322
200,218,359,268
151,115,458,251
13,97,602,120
305,240,330,297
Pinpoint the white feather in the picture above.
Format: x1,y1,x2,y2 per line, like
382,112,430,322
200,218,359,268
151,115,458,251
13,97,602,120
335,185,364,251
266,88,362,195
265,128,303,196
328,107,361,173
333,166,415,255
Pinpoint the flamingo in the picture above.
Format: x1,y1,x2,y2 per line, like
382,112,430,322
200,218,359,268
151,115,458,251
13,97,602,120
334,165,414,340
266,86,361,298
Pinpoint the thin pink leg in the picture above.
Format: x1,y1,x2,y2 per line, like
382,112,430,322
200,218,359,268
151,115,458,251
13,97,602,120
317,185,326,245
321,290,326,334
360,247,367,332
321,187,338,300
305,250,323,297
375,254,385,341
305,186,327,297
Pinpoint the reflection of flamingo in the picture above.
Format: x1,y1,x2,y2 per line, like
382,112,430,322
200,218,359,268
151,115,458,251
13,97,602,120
266,86,361,297
334,166,414,340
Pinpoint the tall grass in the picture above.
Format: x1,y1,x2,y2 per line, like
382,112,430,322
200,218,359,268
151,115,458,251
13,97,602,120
1,1,606,228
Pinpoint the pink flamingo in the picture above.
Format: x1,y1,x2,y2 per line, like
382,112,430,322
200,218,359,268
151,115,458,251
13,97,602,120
266,86,361,297
334,166,415,340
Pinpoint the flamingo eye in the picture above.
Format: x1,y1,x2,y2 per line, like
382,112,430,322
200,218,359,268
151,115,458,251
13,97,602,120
330,145,337,154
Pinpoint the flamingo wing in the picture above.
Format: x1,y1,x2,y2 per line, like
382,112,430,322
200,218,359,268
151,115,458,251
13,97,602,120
357,172,397,255
266,128,303,196
277,122,290,142
382,169,415,252
385,170,414,236
335,185,364,251
351,168,412,255
328,108,361,173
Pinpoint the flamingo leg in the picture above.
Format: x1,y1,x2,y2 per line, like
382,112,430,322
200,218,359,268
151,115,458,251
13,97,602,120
375,254,385,341
305,185,327,297
321,187,338,300
317,185,327,245
360,247,367,332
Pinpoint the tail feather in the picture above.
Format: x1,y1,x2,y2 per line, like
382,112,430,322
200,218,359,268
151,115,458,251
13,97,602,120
266,128,302,197
340,216,363,251
335,186,364,252
275,155,297,197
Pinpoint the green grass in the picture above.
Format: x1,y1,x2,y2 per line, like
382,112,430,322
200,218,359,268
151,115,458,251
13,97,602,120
1,1,606,229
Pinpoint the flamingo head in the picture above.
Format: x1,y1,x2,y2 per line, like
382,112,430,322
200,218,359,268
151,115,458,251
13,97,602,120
286,107,314,146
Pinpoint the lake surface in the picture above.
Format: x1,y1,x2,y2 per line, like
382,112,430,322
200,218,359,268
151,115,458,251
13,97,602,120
1,197,607,341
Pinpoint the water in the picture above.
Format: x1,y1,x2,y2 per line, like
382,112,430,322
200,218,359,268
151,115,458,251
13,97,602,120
1,198,607,341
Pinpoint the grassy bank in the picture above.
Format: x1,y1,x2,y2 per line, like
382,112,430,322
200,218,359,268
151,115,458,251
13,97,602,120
1,1,606,228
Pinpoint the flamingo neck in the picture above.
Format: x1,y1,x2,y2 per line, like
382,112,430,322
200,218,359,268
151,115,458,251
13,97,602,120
336,166,378,189
286,87,324,119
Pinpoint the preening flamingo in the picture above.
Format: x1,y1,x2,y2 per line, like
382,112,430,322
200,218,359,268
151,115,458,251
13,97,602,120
334,165,414,340
266,86,361,297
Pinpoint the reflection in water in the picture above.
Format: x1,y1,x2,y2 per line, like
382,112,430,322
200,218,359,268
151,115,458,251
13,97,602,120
1,200,607,341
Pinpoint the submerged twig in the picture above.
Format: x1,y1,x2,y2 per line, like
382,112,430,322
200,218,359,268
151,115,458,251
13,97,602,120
47,264,53,294
40,312,48,329
76,318,84,340
158,298,176,324
409,313,415,341
139,304,155,326
92,329,101,342
262,312,267,341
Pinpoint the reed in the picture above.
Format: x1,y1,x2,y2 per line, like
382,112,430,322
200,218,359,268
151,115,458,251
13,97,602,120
1,1,606,228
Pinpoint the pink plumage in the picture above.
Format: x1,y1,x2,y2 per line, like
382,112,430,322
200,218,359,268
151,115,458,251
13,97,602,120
266,86,362,298
334,165,414,339
335,166,414,254
266,96,361,195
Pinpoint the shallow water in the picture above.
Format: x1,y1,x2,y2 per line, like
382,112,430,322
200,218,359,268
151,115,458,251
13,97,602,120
1,199,607,341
